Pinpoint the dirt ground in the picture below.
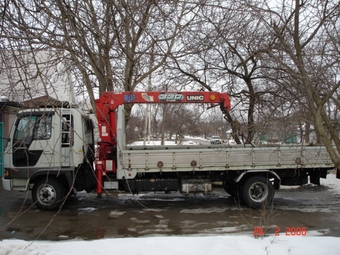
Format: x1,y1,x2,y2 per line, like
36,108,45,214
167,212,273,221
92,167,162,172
1,180,340,241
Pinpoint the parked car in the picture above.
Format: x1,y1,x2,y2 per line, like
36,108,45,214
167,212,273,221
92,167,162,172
210,135,222,144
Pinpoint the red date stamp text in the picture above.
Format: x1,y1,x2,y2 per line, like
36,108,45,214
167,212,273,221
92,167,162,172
253,226,307,237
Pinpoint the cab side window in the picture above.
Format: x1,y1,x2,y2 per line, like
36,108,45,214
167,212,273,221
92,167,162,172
61,114,73,147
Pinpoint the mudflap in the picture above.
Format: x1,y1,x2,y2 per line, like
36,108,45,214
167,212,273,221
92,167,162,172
337,169,340,179
310,169,330,185
310,171,320,185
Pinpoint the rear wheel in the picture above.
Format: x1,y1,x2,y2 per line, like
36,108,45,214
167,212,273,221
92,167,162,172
32,178,65,210
241,176,274,209
224,181,241,200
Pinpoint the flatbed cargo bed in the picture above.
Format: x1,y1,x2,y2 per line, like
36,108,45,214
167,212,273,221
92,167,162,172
121,144,333,173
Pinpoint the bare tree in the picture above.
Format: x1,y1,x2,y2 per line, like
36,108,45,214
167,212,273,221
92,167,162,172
169,0,283,144
247,0,340,165
1,0,195,122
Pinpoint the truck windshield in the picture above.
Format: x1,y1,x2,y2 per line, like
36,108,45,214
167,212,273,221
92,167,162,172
13,115,52,145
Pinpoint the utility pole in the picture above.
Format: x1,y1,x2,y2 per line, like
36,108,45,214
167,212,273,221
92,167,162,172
143,43,155,145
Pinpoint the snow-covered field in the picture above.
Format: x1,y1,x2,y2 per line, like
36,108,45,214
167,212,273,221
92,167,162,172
128,138,200,146
1,172,339,255
1,235,340,255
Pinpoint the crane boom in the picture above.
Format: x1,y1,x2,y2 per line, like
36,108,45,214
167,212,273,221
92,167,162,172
95,91,230,145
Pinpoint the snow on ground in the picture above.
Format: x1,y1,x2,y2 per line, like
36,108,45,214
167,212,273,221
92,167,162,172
1,235,340,255
323,171,340,195
129,139,200,146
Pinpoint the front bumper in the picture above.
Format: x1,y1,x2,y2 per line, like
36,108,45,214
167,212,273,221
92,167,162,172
2,177,12,191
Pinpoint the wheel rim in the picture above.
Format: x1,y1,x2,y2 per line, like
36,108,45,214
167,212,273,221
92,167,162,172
37,184,56,205
248,182,268,203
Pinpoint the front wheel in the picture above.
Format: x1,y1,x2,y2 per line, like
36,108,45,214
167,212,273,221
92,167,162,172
241,176,274,209
32,178,65,210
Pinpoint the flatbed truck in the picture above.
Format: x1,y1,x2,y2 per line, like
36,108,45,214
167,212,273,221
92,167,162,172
2,91,337,210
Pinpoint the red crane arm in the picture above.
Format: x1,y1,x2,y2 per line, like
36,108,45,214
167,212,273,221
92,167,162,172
96,91,230,111
95,91,230,144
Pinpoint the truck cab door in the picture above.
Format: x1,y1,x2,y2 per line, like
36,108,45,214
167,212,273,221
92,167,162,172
12,112,56,169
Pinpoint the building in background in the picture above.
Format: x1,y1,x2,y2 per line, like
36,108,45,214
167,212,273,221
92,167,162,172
0,98,22,176
0,50,76,104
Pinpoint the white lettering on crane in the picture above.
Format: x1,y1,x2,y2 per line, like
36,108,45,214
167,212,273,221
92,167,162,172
158,93,184,101
186,95,204,101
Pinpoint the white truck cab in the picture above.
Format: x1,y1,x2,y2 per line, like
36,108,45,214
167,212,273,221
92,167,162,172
2,104,95,210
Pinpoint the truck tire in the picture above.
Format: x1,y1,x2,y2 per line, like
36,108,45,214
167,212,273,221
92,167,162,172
224,182,241,200
32,178,65,210
241,176,274,209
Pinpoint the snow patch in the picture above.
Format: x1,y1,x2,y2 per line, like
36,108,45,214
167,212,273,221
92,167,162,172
323,172,340,195
1,235,340,255
77,207,97,212
108,210,126,218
